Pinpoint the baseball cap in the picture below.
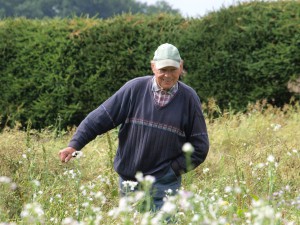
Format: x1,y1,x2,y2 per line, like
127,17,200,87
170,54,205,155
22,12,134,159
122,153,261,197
153,43,181,69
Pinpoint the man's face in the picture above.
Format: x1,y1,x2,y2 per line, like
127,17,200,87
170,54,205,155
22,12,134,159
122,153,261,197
151,63,183,90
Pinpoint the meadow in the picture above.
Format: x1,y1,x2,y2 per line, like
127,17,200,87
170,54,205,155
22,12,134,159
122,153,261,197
0,100,299,224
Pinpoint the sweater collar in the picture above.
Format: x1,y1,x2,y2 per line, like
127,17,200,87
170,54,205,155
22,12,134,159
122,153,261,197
151,77,178,95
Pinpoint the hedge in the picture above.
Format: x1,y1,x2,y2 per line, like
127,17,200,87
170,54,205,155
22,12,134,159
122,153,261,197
0,1,299,129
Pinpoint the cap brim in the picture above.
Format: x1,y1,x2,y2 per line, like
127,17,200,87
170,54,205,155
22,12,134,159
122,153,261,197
155,59,180,69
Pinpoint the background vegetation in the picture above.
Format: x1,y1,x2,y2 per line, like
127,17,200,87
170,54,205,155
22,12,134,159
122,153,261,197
0,1,299,223
0,0,180,19
1,1,300,130
0,102,299,224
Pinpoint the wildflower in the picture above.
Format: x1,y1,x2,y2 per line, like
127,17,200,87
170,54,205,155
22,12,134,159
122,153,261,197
32,180,40,187
92,206,101,213
0,176,11,183
82,202,89,207
144,175,156,185
218,216,227,224
122,181,138,191
10,182,17,190
135,172,144,182
94,191,107,204
151,212,164,225
50,217,58,223
22,154,27,159
61,217,80,225
161,201,176,214
292,149,298,153
165,189,173,195
178,190,193,211
224,186,232,193
56,194,62,198
81,189,87,196
267,155,275,163
140,212,151,225
72,151,83,159
218,199,229,206
271,123,281,131
257,163,265,169
192,214,200,222
182,142,194,153
203,167,210,174
134,191,145,201
108,197,133,218
234,186,242,194
20,202,44,223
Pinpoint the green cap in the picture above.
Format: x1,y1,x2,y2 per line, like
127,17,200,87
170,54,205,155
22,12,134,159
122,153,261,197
153,43,181,69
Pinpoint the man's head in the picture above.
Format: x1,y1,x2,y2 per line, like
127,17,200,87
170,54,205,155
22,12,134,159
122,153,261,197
151,43,183,90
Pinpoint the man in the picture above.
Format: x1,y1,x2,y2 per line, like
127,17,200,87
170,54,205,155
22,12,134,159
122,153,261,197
59,43,209,211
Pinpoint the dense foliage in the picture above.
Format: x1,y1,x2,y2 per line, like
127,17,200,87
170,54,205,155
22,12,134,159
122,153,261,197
0,0,180,19
180,1,300,110
0,1,299,129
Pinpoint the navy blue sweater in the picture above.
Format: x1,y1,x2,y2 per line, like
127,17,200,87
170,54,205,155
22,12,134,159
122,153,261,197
69,76,209,180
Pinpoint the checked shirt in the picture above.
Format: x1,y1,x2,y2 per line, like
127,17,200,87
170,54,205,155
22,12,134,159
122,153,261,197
152,77,178,107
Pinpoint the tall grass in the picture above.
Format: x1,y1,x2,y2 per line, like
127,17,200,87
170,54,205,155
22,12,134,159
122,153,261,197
0,101,299,224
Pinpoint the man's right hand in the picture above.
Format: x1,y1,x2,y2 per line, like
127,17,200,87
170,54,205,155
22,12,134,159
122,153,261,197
59,147,76,163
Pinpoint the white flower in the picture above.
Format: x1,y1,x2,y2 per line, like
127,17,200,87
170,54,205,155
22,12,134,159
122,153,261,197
61,217,78,225
122,181,138,191
22,154,27,159
32,180,40,187
10,182,17,190
225,186,232,193
161,201,176,214
134,191,145,201
56,194,62,198
203,167,210,174
144,175,156,184
20,202,44,223
182,142,194,153
257,163,265,168
135,172,144,182
0,176,11,183
140,212,151,225
82,202,89,207
192,214,200,222
72,151,83,158
234,186,242,194
165,189,173,195
271,123,281,131
267,155,275,163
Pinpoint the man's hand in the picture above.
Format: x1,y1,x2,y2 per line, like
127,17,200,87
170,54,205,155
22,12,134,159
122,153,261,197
59,147,76,163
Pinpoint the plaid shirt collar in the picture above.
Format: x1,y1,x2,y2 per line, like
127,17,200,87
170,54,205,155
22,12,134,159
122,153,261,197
151,77,178,95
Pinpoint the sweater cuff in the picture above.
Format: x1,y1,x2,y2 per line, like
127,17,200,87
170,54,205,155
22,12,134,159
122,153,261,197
171,160,182,177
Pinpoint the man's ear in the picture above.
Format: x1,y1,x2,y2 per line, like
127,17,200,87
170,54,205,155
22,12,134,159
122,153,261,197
179,61,184,73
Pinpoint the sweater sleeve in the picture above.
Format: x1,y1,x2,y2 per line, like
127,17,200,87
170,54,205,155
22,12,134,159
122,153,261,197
172,94,209,175
188,100,209,168
68,81,133,150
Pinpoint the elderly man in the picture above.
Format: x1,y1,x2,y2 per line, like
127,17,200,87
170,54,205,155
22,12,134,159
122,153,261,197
59,43,209,211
